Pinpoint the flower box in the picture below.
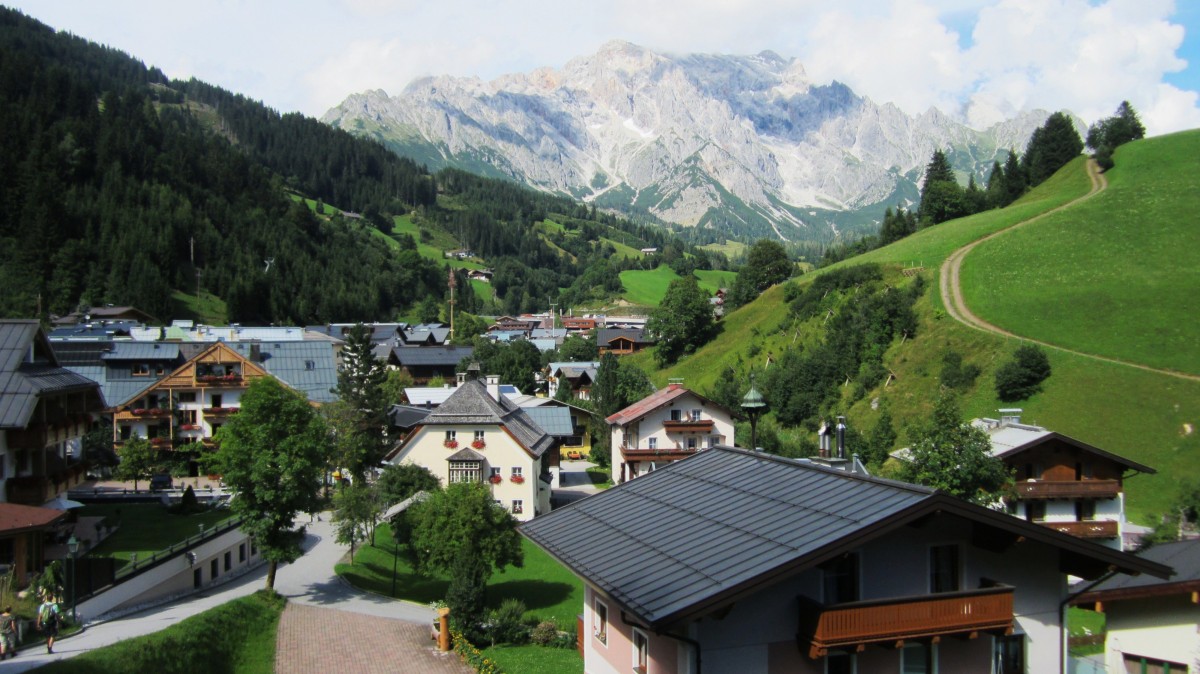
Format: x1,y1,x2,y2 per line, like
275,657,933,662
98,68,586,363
471,439,486,449
151,437,169,446
510,475,525,484
444,440,459,449
132,408,147,415
488,475,503,484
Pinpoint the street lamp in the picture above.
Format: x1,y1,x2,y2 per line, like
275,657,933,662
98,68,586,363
740,379,767,451
66,534,78,623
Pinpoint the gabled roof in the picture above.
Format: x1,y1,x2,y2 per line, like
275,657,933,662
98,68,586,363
606,384,727,426
974,421,1155,474
101,342,181,361
522,406,575,436
1073,538,1199,604
0,502,68,535
521,447,1171,629
388,404,432,429
418,379,554,458
228,342,339,404
1,320,102,428
597,328,649,345
390,345,475,367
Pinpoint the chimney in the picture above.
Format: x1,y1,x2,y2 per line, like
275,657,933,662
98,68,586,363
485,374,501,401
456,372,466,386
836,416,846,460
818,420,831,458
998,408,1022,426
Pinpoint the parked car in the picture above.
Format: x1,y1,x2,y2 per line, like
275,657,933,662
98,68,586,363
150,473,173,491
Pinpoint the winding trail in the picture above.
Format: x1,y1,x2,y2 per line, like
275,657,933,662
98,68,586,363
938,159,1200,383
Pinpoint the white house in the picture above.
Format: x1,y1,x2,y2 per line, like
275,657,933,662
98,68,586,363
522,447,1172,674
607,383,735,483
384,376,554,521
1073,538,1199,673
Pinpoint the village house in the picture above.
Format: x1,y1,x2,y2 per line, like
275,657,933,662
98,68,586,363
607,383,735,483
1073,538,1200,673
384,376,554,521
596,328,654,356
522,446,1172,674
546,361,601,400
973,410,1153,550
0,320,106,579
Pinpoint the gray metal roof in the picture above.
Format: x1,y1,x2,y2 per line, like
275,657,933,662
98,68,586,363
522,406,575,436
1082,538,1200,595
101,342,180,360
388,404,432,429
391,346,475,367
228,342,338,404
521,446,1171,628
1,320,102,428
420,380,554,457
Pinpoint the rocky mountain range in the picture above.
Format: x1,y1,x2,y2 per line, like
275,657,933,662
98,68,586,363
323,41,1054,243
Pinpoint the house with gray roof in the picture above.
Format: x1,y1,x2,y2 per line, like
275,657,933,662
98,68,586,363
388,345,475,384
385,376,553,521
522,446,1170,674
1,320,105,578
1073,538,1200,673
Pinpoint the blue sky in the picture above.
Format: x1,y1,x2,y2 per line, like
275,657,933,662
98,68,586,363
8,0,1199,134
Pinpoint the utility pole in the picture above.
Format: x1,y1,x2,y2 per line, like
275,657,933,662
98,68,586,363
447,267,456,339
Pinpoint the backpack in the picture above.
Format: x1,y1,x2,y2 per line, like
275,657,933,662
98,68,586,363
39,602,59,625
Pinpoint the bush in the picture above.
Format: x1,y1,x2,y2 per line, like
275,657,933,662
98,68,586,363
168,485,207,515
939,351,981,390
529,620,575,648
994,345,1052,402
487,599,529,646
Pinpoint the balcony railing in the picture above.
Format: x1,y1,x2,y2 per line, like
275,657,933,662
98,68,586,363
1014,480,1120,500
662,419,715,433
1041,519,1118,539
5,463,89,506
196,374,243,386
800,586,1014,659
202,407,238,415
620,446,701,462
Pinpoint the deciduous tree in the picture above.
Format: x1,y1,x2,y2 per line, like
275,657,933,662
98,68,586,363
994,345,1052,402
114,436,157,490
647,275,714,365
728,239,794,309
899,393,1010,504
212,377,326,590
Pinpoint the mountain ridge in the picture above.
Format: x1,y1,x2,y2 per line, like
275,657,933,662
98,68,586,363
323,40,1061,244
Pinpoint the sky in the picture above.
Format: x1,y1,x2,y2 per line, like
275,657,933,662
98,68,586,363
8,0,1200,135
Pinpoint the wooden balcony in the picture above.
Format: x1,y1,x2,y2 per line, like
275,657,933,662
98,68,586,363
620,446,700,463
1014,480,1120,500
801,586,1014,659
202,407,237,416
5,463,89,506
663,419,715,433
196,374,243,386
1041,519,1118,539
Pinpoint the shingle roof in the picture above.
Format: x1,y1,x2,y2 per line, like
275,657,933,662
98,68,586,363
521,446,1171,628
420,380,554,457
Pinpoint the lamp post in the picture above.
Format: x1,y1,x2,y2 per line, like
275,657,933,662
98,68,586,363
66,534,78,623
740,379,767,451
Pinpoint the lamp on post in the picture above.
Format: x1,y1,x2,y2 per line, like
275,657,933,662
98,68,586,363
66,534,79,623
740,379,767,451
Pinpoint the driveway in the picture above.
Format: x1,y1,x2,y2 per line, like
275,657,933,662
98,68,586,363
554,459,604,506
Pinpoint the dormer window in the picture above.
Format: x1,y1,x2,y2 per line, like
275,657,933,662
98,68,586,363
132,363,149,376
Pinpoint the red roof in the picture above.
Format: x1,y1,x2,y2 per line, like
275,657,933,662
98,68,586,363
606,384,693,426
0,502,67,535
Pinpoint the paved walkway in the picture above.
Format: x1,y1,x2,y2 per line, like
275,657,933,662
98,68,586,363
553,459,603,506
6,513,447,673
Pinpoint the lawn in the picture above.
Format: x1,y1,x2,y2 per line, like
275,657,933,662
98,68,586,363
694,269,736,294
483,644,582,673
619,265,682,306
34,591,284,674
336,523,584,628
81,503,238,570
961,131,1200,375
170,289,227,325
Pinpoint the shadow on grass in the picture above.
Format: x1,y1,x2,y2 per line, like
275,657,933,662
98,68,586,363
488,579,575,613
344,560,449,603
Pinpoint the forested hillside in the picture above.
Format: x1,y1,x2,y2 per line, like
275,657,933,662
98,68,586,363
0,8,715,324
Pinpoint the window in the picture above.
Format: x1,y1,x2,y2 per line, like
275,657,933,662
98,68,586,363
1122,654,1188,673
239,544,246,563
690,409,702,421
224,551,232,571
304,360,315,371
632,628,649,673
449,461,480,483
827,653,856,674
490,467,501,478
647,437,658,450
902,643,934,674
821,553,860,604
708,436,719,449
211,394,223,409
511,500,523,515
132,363,149,376
444,430,457,444
1026,501,1047,522
670,409,682,421
994,634,1024,674
210,559,218,579
686,437,697,450
155,365,166,376
593,599,608,645
511,467,523,478
474,430,485,442
1076,500,1096,521
930,545,960,593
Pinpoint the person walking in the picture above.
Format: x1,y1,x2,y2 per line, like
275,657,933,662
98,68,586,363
0,605,16,659
36,594,62,654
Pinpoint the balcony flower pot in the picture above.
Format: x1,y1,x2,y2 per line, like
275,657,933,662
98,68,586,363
444,440,459,449
471,439,486,449
132,408,146,415
510,475,525,484
488,475,503,484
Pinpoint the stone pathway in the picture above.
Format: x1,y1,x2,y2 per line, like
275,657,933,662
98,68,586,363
274,603,472,674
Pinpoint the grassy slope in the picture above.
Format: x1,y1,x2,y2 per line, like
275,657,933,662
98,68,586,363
649,151,1200,523
962,132,1200,375
695,269,737,294
619,265,682,306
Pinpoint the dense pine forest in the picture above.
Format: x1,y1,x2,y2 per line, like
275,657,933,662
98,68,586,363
0,8,715,324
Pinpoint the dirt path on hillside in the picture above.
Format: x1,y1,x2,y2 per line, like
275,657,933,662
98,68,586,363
938,159,1200,384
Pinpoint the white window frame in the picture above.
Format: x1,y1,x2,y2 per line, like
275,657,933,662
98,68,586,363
444,430,457,443
670,409,682,421
511,466,523,478
647,437,658,450
686,437,698,450
632,627,649,673
689,408,702,421
593,598,608,646
449,461,480,483
489,466,502,478
474,430,485,442
511,500,523,515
